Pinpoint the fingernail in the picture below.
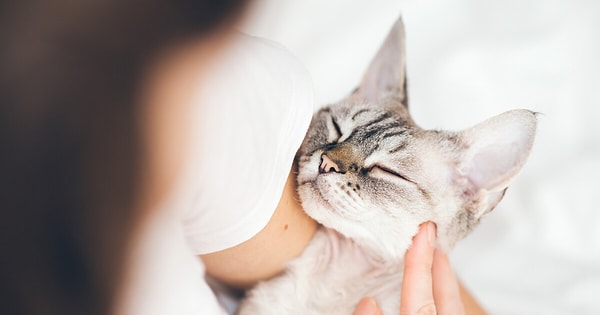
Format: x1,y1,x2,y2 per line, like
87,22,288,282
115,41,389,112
354,298,378,315
426,222,437,247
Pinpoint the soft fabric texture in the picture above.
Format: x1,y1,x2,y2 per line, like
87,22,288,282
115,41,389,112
118,202,225,315
120,33,313,314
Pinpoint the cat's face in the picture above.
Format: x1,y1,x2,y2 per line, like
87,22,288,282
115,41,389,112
296,18,536,259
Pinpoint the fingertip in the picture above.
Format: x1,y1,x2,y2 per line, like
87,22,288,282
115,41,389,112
425,221,437,247
353,297,381,315
406,222,436,260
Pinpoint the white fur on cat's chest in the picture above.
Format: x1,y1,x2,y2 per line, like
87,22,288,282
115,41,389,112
238,228,405,315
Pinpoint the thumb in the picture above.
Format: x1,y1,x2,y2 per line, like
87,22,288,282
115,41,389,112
353,297,383,315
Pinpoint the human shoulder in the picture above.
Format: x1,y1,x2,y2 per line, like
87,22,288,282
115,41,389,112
182,33,314,256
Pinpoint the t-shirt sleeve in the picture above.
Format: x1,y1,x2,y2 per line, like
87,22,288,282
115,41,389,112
181,34,314,255
118,206,227,315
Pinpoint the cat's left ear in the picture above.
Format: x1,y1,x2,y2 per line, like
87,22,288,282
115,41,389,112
455,110,537,215
355,17,408,106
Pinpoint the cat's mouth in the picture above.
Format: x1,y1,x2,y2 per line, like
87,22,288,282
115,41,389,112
299,174,336,203
300,174,366,220
297,180,332,219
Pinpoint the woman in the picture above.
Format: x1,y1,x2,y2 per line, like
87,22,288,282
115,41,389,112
0,0,484,314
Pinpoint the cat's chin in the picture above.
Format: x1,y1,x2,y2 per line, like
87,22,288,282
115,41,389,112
298,182,377,243
298,181,411,261
297,180,349,227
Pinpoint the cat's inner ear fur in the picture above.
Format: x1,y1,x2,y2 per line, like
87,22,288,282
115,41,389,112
354,17,408,107
454,110,537,215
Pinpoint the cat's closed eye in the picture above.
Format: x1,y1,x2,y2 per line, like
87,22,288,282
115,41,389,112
370,165,414,184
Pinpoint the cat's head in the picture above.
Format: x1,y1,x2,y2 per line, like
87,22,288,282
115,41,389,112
296,18,537,260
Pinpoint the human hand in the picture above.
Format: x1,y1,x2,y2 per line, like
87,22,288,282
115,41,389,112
353,222,466,315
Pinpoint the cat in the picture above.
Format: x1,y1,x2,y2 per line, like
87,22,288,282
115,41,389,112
238,17,537,315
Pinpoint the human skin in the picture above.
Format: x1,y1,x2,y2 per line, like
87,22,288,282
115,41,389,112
201,169,317,288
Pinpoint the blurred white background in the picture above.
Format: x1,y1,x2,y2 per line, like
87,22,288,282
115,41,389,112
242,1,600,314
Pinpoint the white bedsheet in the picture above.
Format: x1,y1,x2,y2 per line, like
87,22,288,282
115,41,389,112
242,1,600,314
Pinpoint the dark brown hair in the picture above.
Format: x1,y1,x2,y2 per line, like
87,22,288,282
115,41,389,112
0,1,249,314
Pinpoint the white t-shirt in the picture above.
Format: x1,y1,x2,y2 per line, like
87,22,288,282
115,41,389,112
120,34,313,314
182,34,314,255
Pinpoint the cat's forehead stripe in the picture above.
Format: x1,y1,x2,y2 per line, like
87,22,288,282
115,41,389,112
343,116,410,158
364,113,393,127
345,113,397,140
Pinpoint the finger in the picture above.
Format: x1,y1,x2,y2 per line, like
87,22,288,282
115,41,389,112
400,222,437,315
431,249,465,315
457,281,487,315
353,297,383,315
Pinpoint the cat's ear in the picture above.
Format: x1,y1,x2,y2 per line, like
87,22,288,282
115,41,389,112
355,17,407,106
456,110,537,213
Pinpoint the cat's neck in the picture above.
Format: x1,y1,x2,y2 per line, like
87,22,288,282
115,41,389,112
319,226,406,270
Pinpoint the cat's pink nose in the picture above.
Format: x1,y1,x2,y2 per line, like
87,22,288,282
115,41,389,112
320,154,340,173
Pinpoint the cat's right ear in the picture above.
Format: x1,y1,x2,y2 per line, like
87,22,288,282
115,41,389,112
455,109,537,216
355,17,408,107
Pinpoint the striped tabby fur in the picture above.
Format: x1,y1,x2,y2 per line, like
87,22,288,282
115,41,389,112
239,17,536,315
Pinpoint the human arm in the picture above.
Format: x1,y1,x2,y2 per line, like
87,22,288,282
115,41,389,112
200,170,318,288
